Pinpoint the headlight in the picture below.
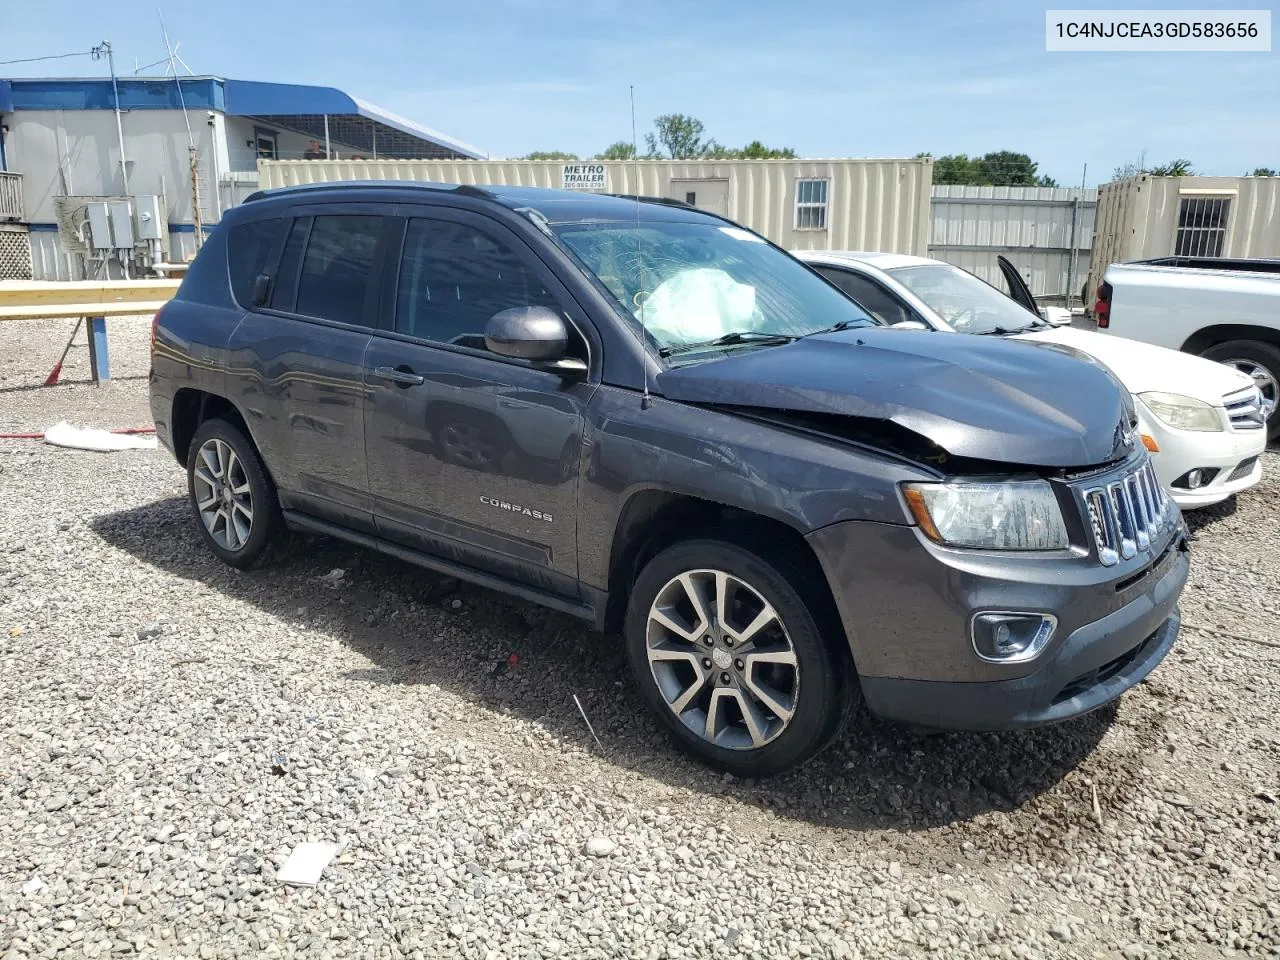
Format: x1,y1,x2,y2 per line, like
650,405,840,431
902,480,1068,550
1138,392,1223,432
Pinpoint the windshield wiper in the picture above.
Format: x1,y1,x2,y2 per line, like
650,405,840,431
802,319,870,338
660,331,797,357
973,325,1016,336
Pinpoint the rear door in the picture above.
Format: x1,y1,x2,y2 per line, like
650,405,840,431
997,255,1041,314
224,209,395,532
362,208,597,595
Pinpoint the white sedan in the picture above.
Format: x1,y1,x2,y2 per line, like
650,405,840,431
797,251,1268,509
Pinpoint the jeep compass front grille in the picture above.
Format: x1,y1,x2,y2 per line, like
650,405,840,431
1083,459,1176,566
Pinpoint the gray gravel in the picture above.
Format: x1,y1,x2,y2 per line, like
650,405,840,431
2,319,1279,959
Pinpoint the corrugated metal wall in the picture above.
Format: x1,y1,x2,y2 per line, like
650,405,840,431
1087,175,1280,301
927,185,1096,303
257,158,933,256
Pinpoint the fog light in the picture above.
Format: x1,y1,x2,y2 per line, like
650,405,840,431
1173,467,1219,490
971,612,1058,663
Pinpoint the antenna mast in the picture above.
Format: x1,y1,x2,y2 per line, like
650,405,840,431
160,10,203,248
631,85,650,410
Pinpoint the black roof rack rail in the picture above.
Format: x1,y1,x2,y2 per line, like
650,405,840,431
243,180,480,204
603,193,694,208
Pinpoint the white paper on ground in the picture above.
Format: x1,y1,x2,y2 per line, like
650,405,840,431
43,421,158,452
276,840,345,886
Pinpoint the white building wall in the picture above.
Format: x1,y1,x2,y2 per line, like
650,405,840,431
257,157,934,255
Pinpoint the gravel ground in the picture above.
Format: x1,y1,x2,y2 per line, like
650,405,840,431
2,318,1278,959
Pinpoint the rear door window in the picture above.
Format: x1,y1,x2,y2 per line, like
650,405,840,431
227,218,286,307
292,215,385,325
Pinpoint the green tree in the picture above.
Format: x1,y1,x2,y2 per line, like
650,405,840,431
596,141,636,160
646,114,709,159
734,139,798,159
1146,159,1194,176
1250,167,1278,176
520,151,578,160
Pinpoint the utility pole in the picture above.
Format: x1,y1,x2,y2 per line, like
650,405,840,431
93,41,130,195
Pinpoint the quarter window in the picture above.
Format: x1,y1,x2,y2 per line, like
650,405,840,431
396,218,560,351
227,218,285,307
1174,196,1230,257
794,179,829,230
294,215,384,324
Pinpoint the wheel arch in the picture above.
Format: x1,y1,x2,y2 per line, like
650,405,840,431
1180,324,1280,355
171,389,267,479
602,488,846,651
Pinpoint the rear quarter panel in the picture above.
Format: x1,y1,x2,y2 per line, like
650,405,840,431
149,235,241,459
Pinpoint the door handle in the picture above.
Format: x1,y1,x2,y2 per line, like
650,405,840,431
372,365,425,387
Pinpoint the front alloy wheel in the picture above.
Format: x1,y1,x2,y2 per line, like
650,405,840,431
646,569,799,750
625,539,851,776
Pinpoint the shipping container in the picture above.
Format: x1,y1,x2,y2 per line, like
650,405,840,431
256,157,934,256
1087,175,1280,303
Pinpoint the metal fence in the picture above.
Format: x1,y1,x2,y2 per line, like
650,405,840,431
928,185,1096,306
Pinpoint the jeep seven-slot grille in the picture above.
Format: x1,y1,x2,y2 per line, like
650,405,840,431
1223,386,1266,430
1083,459,1176,567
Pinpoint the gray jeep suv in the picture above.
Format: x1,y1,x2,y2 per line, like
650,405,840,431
149,182,1189,775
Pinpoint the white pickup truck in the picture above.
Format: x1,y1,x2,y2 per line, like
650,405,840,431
1093,257,1280,439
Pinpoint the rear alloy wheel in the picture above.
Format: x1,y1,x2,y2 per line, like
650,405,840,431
1201,340,1280,440
186,418,282,569
625,539,850,776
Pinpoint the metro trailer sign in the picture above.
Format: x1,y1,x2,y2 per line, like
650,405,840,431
560,163,607,191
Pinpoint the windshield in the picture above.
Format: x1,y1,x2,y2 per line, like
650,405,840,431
551,220,878,357
886,263,1041,335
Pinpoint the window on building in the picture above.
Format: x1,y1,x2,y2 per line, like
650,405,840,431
685,192,697,206
396,218,562,351
794,179,829,230
1174,196,1230,257
293,215,384,324
254,129,279,161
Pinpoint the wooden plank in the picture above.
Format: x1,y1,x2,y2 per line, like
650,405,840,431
0,300,173,321
0,279,180,312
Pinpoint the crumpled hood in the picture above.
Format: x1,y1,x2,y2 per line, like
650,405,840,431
1014,326,1254,400
656,328,1136,468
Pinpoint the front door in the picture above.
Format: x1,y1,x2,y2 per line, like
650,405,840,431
363,210,596,595
670,178,730,216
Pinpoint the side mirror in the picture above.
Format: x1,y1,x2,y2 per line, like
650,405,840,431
889,319,929,331
485,306,586,375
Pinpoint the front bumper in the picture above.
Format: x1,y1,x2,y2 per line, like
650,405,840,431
1141,412,1266,509
807,516,1189,731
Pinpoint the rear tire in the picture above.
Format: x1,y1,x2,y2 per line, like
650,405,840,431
624,538,852,776
186,418,283,569
1200,340,1280,440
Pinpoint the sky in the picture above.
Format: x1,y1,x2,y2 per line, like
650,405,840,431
2,0,1277,185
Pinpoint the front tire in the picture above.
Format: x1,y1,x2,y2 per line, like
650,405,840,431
1201,340,1280,440
186,418,283,569
624,539,851,776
